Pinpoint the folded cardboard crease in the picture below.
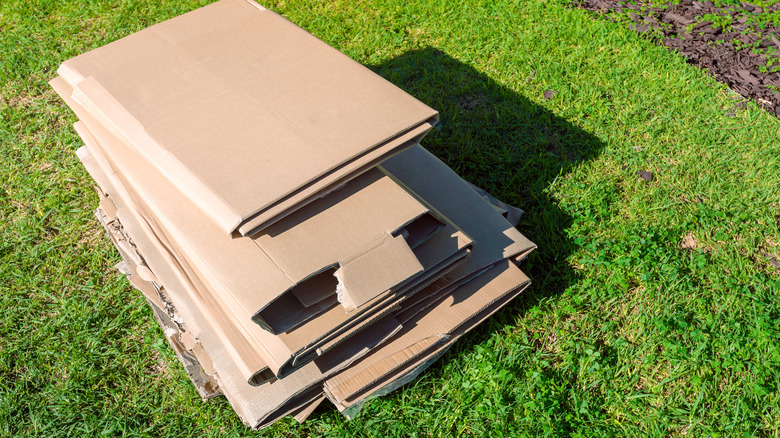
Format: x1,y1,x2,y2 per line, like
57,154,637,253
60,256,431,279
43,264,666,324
53,0,537,429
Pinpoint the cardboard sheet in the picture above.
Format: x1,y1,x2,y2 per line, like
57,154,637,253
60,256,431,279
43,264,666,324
58,0,438,235
52,75,474,378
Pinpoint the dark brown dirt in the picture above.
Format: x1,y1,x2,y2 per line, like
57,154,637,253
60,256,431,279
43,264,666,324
575,0,780,116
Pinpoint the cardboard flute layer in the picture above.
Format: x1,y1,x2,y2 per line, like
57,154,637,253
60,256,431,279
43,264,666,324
57,0,438,235
78,146,276,386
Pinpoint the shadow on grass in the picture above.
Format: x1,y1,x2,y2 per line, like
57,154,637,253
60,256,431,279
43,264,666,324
304,47,606,423
371,46,604,314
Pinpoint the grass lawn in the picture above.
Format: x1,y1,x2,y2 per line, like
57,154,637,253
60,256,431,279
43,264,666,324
2,0,780,436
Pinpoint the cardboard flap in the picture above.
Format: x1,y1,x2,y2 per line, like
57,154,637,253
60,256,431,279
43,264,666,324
381,145,537,278
252,168,429,284
335,234,424,313
98,194,118,220
313,315,402,371
236,119,437,236
466,181,524,226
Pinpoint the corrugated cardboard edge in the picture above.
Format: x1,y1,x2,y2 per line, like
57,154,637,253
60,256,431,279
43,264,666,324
94,204,222,400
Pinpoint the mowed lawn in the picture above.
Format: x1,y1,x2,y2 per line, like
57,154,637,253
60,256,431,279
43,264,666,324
2,0,780,436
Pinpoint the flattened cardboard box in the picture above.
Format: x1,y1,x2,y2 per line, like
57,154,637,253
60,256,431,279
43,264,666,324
70,100,535,391
52,76,473,380
79,144,532,426
57,0,438,236
77,115,473,379
93,192,531,429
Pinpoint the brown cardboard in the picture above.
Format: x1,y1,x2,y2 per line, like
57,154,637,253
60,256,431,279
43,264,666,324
52,76,474,378
52,3,540,421
292,393,325,424
81,152,364,425
57,0,438,235
100,195,530,427
81,142,276,385
380,145,537,280
99,205,405,429
79,139,534,427
92,199,222,399
324,259,531,408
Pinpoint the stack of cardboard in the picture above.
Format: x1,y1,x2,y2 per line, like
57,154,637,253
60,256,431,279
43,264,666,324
51,0,536,428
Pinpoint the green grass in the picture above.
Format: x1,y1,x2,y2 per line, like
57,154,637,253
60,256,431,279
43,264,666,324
2,0,780,436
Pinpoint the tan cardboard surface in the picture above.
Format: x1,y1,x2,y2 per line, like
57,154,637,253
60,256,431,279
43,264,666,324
292,393,325,424
78,142,533,427
58,0,438,234
324,259,531,407
53,76,473,378
332,276,530,412
83,163,403,428
84,142,276,385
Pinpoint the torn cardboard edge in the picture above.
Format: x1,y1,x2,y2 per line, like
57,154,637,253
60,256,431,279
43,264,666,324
103,203,412,428
94,204,222,400
77,142,275,386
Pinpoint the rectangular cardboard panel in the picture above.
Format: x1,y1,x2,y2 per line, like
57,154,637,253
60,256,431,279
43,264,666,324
58,0,438,234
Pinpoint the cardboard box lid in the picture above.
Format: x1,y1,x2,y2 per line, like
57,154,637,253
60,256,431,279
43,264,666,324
57,0,438,235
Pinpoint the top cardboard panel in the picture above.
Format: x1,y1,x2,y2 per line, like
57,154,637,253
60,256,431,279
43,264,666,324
58,0,438,234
